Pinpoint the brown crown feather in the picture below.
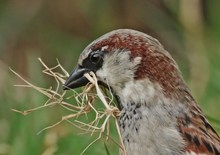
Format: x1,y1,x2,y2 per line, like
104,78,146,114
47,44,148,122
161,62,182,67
91,31,185,97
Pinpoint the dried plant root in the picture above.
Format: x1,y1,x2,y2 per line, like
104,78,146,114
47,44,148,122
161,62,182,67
11,58,127,155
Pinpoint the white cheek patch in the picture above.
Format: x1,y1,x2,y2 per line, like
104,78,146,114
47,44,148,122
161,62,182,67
96,50,142,91
121,80,155,103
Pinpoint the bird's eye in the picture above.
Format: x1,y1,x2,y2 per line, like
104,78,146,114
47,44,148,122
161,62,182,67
89,52,102,65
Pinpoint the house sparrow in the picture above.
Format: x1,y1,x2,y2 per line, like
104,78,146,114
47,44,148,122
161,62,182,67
64,29,220,155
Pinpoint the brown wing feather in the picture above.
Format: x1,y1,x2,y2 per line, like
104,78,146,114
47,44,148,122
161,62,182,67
178,103,220,155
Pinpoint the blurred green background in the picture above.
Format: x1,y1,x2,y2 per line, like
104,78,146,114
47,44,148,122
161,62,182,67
0,0,220,154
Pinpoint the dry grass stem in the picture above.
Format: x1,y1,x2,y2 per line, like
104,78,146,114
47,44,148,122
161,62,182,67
11,58,127,155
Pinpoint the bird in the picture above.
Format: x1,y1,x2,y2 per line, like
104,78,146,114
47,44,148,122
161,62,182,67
63,29,220,155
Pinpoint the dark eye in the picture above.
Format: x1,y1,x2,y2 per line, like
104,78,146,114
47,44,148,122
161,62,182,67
89,52,102,64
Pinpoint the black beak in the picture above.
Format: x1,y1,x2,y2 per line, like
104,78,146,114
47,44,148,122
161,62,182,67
63,67,90,90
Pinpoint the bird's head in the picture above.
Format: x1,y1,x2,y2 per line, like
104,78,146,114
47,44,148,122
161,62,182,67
64,29,186,105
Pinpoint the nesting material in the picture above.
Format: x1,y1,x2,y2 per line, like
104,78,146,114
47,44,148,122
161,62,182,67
10,58,127,155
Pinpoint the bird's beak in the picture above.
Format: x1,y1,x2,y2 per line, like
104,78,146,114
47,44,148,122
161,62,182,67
63,67,90,90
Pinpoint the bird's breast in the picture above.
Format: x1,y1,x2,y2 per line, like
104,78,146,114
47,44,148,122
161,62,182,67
118,101,186,155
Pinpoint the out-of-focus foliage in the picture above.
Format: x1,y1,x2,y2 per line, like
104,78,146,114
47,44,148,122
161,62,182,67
0,0,220,154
